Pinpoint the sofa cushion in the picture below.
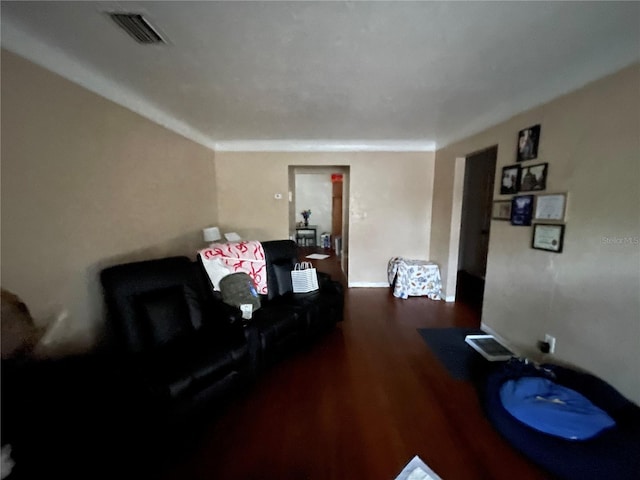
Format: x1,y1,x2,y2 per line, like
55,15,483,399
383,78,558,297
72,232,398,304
135,286,199,349
273,262,294,296
262,240,298,300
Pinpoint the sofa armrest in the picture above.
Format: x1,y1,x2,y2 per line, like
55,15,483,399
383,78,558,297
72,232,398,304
318,272,344,295
203,292,262,376
317,271,331,287
206,291,244,325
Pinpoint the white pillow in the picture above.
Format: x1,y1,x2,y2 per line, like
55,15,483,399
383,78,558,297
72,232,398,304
200,256,232,291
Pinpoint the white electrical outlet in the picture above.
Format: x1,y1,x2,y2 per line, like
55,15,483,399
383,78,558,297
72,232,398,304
544,334,556,354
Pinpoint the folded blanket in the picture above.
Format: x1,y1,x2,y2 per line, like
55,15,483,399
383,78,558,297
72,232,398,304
199,241,267,295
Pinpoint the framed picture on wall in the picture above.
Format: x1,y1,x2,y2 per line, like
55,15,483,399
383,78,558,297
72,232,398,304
500,164,521,195
532,223,565,252
492,200,512,221
519,162,548,192
534,193,567,221
511,194,534,226
517,124,541,161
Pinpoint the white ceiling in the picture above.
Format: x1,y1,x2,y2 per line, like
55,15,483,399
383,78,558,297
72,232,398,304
2,1,639,151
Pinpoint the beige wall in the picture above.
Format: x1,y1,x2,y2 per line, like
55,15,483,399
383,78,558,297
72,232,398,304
1,51,217,353
215,151,435,285
431,64,640,402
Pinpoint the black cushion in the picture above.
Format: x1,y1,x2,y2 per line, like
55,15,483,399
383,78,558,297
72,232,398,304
135,286,196,348
273,262,294,296
262,240,298,300
101,256,197,353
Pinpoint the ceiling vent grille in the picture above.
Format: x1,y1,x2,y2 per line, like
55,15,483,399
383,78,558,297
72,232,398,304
109,13,165,44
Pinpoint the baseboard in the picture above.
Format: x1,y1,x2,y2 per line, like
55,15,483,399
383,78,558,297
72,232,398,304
348,282,389,288
445,295,456,303
479,322,500,339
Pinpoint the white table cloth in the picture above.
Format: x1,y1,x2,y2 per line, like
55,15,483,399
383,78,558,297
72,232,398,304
388,257,443,300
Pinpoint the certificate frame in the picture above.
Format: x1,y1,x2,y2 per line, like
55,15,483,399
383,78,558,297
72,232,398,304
492,200,512,221
534,193,567,221
532,223,565,253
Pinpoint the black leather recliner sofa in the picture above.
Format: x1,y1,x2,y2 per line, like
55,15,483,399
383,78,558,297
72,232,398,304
100,240,344,416
2,241,343,478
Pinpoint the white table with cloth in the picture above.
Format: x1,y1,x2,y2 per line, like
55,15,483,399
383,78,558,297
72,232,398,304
387,257,443,300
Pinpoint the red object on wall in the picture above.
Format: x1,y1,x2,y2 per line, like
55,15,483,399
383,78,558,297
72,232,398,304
331,173,343,183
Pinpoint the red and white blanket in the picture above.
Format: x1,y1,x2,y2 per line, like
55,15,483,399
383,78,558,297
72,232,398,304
199,240,267,295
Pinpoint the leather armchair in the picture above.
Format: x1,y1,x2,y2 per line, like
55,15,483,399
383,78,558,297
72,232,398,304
100,256,251,417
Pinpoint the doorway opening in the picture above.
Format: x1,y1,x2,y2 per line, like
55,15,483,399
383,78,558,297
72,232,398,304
455,146,497,315
288,166,350,281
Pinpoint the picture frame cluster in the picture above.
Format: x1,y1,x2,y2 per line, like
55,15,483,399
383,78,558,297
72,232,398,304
492,124,567,253
500,125,547,195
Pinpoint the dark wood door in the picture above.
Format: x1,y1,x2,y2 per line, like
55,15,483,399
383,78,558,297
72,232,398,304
331,179,343,236
457,146,497,313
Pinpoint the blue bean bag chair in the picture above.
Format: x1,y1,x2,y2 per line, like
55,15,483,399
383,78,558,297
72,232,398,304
481,359,640,480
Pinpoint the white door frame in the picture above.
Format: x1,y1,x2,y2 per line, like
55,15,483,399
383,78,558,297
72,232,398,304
444,156,466,302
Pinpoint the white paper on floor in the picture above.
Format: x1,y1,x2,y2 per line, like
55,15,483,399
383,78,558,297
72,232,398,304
305,253,330,260
394,455,442,480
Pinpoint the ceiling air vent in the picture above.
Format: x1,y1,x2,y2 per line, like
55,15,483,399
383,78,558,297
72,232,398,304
109,13,165,44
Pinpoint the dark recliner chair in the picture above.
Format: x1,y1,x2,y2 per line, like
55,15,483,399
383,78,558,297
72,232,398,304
100,256,251,418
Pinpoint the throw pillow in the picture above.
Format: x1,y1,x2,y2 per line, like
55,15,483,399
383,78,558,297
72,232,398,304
219,272,261,313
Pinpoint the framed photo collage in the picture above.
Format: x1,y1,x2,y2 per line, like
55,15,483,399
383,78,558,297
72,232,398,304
493,124,567,253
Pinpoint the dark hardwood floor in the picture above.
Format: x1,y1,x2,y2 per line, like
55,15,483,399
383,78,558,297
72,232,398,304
157,249,550,480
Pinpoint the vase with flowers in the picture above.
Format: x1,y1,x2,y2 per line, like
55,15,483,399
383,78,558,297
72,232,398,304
301,209,311,227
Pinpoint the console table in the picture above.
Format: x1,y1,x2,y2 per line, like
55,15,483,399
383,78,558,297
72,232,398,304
295,225,317,246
